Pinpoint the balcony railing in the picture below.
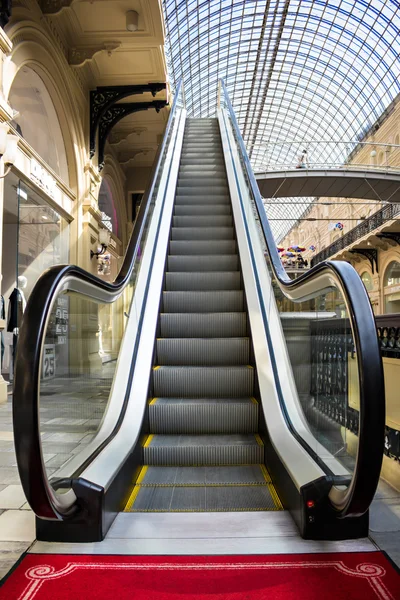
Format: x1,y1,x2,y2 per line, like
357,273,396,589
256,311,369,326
311,202,400,266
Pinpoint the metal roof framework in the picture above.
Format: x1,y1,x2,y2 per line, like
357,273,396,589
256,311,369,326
162,0,400,241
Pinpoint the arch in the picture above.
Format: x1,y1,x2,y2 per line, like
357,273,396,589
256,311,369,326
382,257,400,314
101,153,128,247
5,23,87,195
360,270,374,292
9,66,69,183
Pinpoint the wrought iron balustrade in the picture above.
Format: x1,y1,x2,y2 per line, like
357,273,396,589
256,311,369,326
310,316,400,463
311,203,400,266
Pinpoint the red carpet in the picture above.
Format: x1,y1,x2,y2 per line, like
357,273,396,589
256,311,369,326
0,552,399,599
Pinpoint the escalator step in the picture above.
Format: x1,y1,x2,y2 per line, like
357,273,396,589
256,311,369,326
156,338,249,365
175,194,230,204
149,397,257,433
143,434,263,466
173,204,231,216
133,465,270,485
172,215,232,227
127,484,280,512
153,365,253,397
167,255,239,272
169,240,236,255
171,227,234,241
160,312,247,338
165,271,241,291
163,290,243,312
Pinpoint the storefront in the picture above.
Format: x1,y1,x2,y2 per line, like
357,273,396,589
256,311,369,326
1,171,70,381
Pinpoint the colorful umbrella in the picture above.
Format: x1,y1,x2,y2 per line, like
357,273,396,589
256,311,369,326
277,247,285,252
281,251,295,257
309,245,316,252
288,245,306,252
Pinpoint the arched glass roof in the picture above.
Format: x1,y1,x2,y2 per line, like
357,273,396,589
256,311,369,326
162,0,400,241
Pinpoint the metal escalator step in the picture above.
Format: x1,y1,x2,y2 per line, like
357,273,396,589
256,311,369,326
180,157,225,165
167,255,239,272
149,397,257,433
143,434,263,466
171,227,234,241
156,338,249,365
173,205,231,216
172,215,232,227
176,185,228,195
169,240,236,255
177,177,227,186
160,313,247,338
178,167,226,176
128,484,279,512
175,195,230,205
153,365,253,397
136,465,269,485
165,271,241,291
163,290,243,312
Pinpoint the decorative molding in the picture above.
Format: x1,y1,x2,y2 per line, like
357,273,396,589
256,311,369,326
0,17,12,51
119,148,154,166
349,248,379,274
69,42,120,67
39,0,74,15
109,127,148,145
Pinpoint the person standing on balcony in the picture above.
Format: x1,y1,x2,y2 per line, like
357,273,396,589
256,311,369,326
296,149,308,168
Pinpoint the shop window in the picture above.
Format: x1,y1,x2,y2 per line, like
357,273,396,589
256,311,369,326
361,271,373,292
383,260,400,314
8,67,69,184
98,178,118,238
1,171,69,380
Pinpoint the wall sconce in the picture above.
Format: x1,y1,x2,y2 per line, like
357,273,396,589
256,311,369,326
91,227,112,259
0,122,19,179
126,10,139,31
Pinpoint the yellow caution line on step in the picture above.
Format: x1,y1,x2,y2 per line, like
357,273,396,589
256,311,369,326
254,434,264,446
148,398,158,405
153,366,161,371
124,466,148,511
260,464,272,483
143,434,154,448
250,397,258,405
268,483,284,510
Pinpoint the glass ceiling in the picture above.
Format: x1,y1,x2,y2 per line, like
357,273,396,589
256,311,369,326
162,0,400,241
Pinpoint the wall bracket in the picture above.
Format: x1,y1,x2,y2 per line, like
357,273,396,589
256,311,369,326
349,248,378,274
97,100,167,170
90,83,166,161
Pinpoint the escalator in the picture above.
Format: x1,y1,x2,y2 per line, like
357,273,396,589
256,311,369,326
125,117,281,513
13,81,384,543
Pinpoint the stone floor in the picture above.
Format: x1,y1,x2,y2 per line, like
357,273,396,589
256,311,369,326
0,383,399,583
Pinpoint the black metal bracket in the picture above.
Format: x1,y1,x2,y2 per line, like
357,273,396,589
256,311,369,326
97,100,167,170
349,248,378,274
377,232,400,247
90,83,166,161
90,244,108,260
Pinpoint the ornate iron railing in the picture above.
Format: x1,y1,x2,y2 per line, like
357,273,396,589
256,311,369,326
311,203,400,266
310,316,400,463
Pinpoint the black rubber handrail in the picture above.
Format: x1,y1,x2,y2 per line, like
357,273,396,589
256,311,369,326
13,81,183,520
220,79,385,518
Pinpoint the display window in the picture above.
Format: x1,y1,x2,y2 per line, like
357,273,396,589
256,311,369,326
1,172,69,380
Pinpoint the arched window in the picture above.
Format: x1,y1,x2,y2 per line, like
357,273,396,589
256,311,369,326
98,178,118,237
361,271,373,292
383,260,400,313
8,67,69,184
395,134,400,146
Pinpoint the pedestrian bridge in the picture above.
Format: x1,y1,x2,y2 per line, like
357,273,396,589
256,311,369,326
255,168,400,202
